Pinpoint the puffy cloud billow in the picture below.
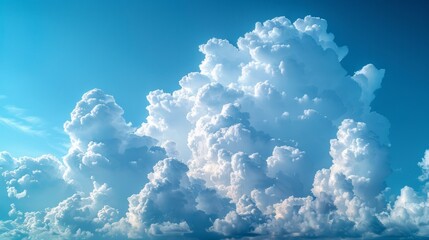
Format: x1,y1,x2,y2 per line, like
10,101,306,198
1,16,428,239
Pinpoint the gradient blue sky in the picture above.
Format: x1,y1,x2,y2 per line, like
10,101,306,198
1,0,428,197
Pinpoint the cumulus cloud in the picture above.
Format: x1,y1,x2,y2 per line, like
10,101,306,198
0,152,73,219
1,89,168,239
377,150,429,237
0,181,119,239
63,89,167,213
0,15,427,239
103,158,231,239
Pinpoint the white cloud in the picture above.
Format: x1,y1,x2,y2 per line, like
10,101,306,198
131,15,392,238
0,15,427,239
352,64,385,111
0,117,45,136
0,105,46,136
4,105,42,125
148,221,192,236
103,158,230,239
0,152,73,219
293,16,348,61
62,89,168,214
418,150,429,181
378,185,429,237
0,181,119,240
0,89,170,239
376,149,429,237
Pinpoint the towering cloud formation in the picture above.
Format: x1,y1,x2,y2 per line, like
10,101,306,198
63,89,167,212
0,16,427,239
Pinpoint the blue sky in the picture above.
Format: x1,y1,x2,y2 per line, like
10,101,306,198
1,1,429,238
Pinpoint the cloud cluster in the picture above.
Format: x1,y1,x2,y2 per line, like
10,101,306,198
0,16,428,239
63,89,167,212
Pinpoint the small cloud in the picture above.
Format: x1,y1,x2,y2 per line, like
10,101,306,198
0,117,45,136
4,105,43,125
0,105,45,136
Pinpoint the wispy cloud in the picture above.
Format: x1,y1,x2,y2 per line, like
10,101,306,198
0,105,45,136
0,117,44,136
4,105,43,124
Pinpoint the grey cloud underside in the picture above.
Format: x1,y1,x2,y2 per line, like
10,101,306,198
1,16,428,239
